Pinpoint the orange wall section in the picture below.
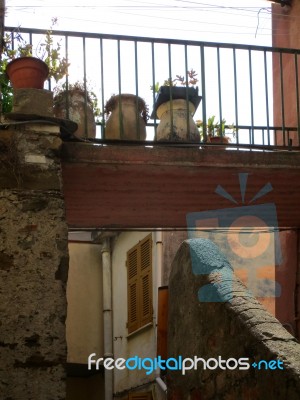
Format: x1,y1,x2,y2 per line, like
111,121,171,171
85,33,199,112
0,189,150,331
272,2,300,146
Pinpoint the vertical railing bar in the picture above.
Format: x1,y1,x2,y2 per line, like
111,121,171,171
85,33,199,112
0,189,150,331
41,29,51,91
184,44,190,140
217,46,223,140
10,31,14,50
200,45,207,142
279,51,286,146
134,40,140,140
295,53,300,145
82,36,88,138
248,49,254,145
100,37,105,140
248,128,251,149
151,41,157,141
117,39,124,139
264,50,270,146
65,34,70,120
168,43,174,138
233,48,239,147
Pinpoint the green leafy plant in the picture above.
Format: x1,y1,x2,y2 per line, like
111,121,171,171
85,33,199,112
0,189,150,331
0,69,13,113
150,69,198,93
196,115,236,141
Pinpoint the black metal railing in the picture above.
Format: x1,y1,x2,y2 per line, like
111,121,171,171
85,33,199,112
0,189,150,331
3,26,300,150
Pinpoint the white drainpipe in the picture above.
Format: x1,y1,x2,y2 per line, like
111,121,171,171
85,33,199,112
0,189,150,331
155,230,167,396
156,377,168,394
155,230,163,290
101,238,113,400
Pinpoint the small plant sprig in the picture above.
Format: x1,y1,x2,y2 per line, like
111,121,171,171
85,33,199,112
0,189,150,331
173,69,198,86
196,115,236,140
150,69,198,93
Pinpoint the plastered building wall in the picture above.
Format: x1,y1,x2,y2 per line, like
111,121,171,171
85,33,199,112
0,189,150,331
111,231,158,395
66,242,103,364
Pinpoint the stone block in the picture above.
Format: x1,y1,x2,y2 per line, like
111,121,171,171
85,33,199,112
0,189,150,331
24,123,60,134
12,88,54,117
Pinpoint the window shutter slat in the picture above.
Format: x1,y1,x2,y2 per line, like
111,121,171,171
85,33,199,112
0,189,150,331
127,247,139,333
129,283,137,321
141,273,152,323
140,239,151,270
128,248,138,279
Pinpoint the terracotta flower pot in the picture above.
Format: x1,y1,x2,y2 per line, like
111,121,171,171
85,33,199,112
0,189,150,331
208,136,230,149
6,57,49,89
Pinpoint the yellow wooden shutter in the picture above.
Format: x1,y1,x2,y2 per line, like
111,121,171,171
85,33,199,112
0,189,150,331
140,236,152,325
127,235,152,334
127,247,139,334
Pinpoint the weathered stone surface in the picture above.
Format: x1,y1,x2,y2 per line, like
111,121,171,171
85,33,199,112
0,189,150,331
0,128,63,190
12,89,54,117
0,122,68,399
167,239,300,399
0,190,69,399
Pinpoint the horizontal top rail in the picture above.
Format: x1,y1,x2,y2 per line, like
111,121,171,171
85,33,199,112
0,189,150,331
4,26,300,55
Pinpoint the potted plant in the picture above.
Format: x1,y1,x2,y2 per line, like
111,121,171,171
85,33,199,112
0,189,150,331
104,93,149,140
53,81,101,139
2,18,69,91
0,67,13,113
151,69,202,142
197,115,236,147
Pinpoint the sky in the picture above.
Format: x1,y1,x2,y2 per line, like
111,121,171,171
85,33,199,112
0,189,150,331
5,0,273,46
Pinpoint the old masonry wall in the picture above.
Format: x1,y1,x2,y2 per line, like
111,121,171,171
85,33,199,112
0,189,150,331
0,93,69,400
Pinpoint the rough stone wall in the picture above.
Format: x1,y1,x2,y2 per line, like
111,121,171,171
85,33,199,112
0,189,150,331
167,239,300,400
162,231,188,286
0,123,69,399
